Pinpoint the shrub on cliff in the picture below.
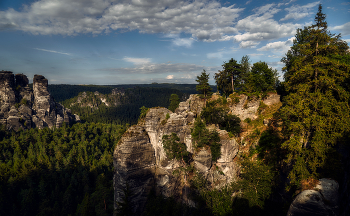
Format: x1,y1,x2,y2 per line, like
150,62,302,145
162,133,190,163
191,118,222,162
201,100,241,135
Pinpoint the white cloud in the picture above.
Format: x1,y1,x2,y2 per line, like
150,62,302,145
172,38,194,48
0,0,243,42
257,37,294,52
34,48,72,56
166,75,174,79
239,41,260,48
123,57,151,65
331,22,350,36
164,34,195,47
280,1,320,21
234,4,301,43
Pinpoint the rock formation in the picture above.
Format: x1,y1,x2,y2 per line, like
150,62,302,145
0,71,79,130
227,93,281,121
287,178,339,216
113,94,254,215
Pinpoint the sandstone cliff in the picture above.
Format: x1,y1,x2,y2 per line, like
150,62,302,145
0,71,79,130
113,93,281,214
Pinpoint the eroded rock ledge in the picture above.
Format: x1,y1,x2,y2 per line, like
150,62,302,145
0,71,79,130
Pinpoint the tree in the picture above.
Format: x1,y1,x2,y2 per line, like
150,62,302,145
279,4,350,187
162,133,189,163
168,94,180,112
214,58,242,95
196,70,212,99
240,55,251,91
245,61,277,93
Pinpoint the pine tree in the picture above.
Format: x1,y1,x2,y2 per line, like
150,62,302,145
280,4,350,187
214,58,242,95
168,94,180,112
196,70,212,98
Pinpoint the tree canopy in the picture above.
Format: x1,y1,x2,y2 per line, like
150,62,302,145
196,70,212,98
279,4,350,187
214,58,242,95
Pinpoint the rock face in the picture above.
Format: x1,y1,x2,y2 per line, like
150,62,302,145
0,71,79,130
287,178,339,216
114,94,240,215
228,93,281,121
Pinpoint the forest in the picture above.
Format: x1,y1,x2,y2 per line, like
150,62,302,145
0,5,349,216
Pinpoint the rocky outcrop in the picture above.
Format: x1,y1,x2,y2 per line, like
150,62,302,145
287,178,339,216
227,93,280,121
0,71,79,130
111,87,125,96
114,94,241,215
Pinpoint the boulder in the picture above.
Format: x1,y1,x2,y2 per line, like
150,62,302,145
287,178,339,216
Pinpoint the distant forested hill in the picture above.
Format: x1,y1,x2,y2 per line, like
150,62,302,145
47,84,217,103
60,86,192,125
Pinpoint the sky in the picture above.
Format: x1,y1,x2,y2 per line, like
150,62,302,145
0,0,349,85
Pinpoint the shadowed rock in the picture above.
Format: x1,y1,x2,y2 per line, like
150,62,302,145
0,71,79,130
287,178,339,216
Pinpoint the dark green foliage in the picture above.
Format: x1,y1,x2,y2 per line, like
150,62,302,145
245,61,277,93
200,100,225,125
168,94,180,112
201,100,241,135
214,58,242,95
139,106,149,120
232,160,275,208
279,4,350,187
162,133,190,163
196,70,212,98
220,114,241,136
191,118,222,162
0,122,126,216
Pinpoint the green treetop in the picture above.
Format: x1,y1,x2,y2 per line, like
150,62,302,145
245,61,277,93
214,58,242,95
196,70,212,98
279,4,350,187
168,94,180,112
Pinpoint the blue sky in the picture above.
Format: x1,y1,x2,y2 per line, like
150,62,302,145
0,0,349,85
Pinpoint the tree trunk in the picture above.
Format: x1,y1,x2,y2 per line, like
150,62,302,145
231,75,234,93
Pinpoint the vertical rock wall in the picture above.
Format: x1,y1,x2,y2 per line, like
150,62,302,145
0,71,78,130
114,95,241,215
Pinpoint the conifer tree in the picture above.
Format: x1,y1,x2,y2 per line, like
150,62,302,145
168,94,180,112
280,4,350,187
196,70,212,98
214,58,242,95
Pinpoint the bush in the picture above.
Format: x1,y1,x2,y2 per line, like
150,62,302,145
191,118,222,162
244,118,252,124
229,94,240,104
232,160,275,208
162,133,189,163
220,114,241,135
139,106,149,120
201,101,241,136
